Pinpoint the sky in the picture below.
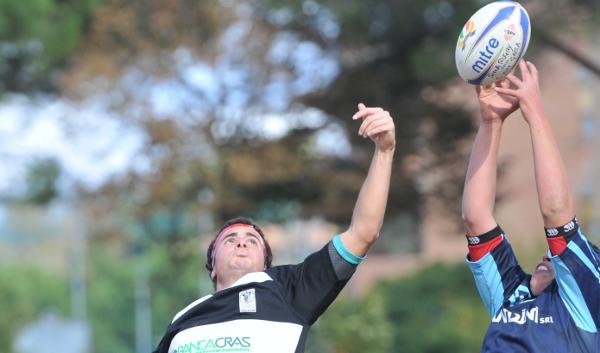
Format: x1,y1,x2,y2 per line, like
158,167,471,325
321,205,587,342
0,94,147,196
0,55,346,199
0,2,356,200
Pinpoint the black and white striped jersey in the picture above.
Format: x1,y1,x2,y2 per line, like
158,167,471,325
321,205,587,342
153,237,360,353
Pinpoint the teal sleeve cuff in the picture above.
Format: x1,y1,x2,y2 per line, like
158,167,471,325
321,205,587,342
332,234,366,265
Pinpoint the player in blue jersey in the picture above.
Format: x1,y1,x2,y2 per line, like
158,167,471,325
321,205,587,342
462,59,600,353
153,103,395,353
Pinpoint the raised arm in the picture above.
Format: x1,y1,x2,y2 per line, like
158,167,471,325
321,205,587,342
339,103,395,256
497,61,600,333
496,60,574,228
462,83,518,236
462,83,529,318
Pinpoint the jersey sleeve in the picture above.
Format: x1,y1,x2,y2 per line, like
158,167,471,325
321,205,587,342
548,219,600,333
467,228,532,317
266,235,359,325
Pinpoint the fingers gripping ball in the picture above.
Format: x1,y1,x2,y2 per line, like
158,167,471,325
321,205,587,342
455,1,531,86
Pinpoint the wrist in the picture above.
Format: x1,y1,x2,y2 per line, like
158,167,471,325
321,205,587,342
479,119,504,133
376,146,395,156
480,118,503,126
520,101,546,123
524,111,549,130
479,111,505,126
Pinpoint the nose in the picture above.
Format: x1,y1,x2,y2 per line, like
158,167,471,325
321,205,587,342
236,243,247,248
542,254,550,262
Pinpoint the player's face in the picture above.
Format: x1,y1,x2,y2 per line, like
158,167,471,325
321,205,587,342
212,225,266,281
530,254,555,296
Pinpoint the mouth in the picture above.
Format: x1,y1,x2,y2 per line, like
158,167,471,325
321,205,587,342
536,264,549,272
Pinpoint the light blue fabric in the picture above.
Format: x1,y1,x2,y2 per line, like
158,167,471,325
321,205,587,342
332,235,366,265
552,241,598,332
467,253,505,317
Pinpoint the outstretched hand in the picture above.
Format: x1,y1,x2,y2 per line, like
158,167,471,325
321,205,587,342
495,60,544,125
476,79,519,124
352,103,396,152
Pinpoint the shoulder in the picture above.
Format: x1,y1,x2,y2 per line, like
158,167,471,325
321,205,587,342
171,294,213,323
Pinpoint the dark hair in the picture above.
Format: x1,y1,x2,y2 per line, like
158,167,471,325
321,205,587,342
205,216,273,287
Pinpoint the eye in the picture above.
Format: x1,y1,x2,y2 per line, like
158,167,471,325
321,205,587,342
247,238,259,246
225,237,236,244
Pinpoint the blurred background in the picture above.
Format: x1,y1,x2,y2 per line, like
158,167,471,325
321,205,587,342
0,0,599,352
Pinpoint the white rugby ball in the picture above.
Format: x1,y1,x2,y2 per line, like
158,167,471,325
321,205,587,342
455,1,531,86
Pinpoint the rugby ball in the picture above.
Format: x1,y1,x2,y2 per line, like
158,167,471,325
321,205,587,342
455,1,530,86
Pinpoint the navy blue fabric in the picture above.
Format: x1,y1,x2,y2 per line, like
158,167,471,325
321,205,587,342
468,226,600,353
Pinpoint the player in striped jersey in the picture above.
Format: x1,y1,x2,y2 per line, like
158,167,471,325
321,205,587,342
153,103,396,353
462,60,600,353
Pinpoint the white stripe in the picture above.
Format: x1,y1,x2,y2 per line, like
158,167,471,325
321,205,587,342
227,271,273,288
171,272,274,323
172,294,213,323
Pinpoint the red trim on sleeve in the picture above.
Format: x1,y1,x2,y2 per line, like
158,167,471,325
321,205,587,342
547,236,568,256
468,235,503,261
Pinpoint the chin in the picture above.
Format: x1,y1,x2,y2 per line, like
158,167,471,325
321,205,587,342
531,275,554,295
233,262,260,273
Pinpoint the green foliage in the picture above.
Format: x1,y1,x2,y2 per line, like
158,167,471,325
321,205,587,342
0,0,103,92
148,239,211,344
24,158,61,205
86,245,136,353
307,291,393,353
85,238,207,353
375,263,489,353
304,262,491,353
0,265,69,353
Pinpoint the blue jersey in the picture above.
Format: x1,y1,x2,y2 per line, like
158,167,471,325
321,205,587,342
468,226,600,353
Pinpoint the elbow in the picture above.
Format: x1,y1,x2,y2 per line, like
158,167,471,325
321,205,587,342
461,205,481,230
539,197,573,225
350,224,381,246
462,212,478,233
462,208,496,235
361,227,382,245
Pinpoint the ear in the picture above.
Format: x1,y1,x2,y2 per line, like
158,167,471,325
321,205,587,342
211,269,216,280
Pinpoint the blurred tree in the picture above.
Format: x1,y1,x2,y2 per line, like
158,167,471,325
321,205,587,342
250,0,600,239
306,291,393,353
375,263,489,353
24,158,61,205
82,234,205,353
64,1,600,249
85,246,136,353
0,266,69,353
146,240,211,346
0,0,102,93
60,0,224,89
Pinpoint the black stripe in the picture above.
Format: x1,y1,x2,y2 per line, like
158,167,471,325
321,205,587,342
466,225,504,245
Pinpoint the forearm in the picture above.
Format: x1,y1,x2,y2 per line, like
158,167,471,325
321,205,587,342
527,113,574,227
462,121,503,235
341,148,394,256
